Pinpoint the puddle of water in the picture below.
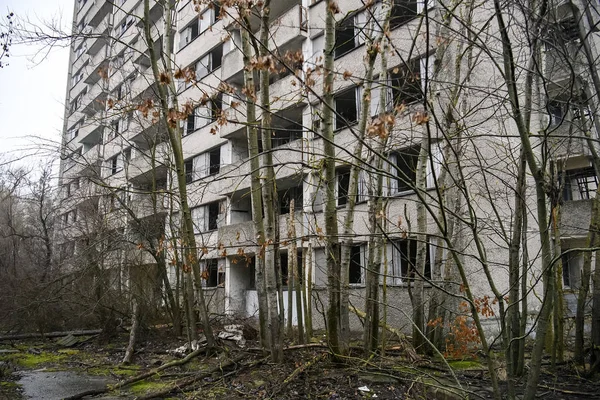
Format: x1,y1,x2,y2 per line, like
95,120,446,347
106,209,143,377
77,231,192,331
18,370,113,400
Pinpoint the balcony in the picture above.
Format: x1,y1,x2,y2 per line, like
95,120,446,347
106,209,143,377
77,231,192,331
86,17,111,56
131,192,168,219
269,5,307,49
81,80,107,116
219,102,247,138
84,44,109,84
87,1,113,28
221,47,244,85
126,145,169,183
218,220,255,247
78,120,104,147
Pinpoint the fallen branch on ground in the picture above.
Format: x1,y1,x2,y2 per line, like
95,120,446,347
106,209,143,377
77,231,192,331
349,305,419,362
137,354,247,399
63,345,208,400
0,329,102,341
271,351,328,398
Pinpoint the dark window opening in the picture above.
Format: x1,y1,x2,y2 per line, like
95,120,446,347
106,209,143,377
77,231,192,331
398,238,431,280
544,17,580,50
279,185,303,214
184,159,194,184
392,146,420,193
562,167,598,201
337,169,351,206
111,157,119,175
186,111,196,134
562,253,571,287
205,258,225,287
207,201,219,230
280,250,304,287
209,147,221,175
349,245,362,284
390,0,418,30
272,124,303,147
335,17,357,58
390,59,422,106
335,88,358,130
211,94,223,120
211,45,223,70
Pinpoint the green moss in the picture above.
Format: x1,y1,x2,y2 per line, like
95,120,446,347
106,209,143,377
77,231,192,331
88,365,140,377
1,352,66,368
448,360,482,370
0,381,17,388
129,380,171,394
57,349,80,355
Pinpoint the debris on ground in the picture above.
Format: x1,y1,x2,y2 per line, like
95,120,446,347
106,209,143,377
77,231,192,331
217,324,246,347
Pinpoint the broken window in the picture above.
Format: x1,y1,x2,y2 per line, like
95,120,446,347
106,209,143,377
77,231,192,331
349,244,364,284
184,95,223,135
389,238,431,285
191,201,221,233
561,250,582,290
562,167,598,200
279,250,304,287
390,0,419,29
334,87,359,130
204,258,225,287
185,147,221,183
278,185,303,214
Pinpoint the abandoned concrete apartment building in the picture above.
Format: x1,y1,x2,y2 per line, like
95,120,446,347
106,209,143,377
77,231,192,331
56,0,600,330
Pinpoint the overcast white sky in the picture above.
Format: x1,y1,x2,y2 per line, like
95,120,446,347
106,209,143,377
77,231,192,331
0,0,73,165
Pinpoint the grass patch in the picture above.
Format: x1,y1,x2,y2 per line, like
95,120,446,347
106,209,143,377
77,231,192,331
1,352,66,368
88,365,141,378
129,380,171,394
57,349,80,355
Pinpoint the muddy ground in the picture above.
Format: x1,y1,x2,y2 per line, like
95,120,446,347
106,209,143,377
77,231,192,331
1,328,600,399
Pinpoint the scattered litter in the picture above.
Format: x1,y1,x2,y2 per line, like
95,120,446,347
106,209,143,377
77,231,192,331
169,336,207,356
217,324,246,347
56,334,79,347
358,386,371,393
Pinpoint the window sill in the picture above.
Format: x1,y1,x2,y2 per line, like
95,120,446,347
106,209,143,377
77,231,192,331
334,42,366,60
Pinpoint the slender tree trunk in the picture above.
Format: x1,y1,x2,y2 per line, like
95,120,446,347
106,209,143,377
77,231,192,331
142,0,213,347
123,297,139,364
323,0,342,357
304,244,313,339
257,0,283,363
576,191,599,364
240,23,268,351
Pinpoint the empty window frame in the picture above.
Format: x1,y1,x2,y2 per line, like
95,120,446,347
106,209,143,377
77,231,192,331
389,238,432,285
561,250,582,289
336,168,369,206
390,0,419,29
349,244,366,284
387,143,441,194
109,153,125,175
191,201,221,233
334,13,370,58
280,250,304,287
185,147,221,183
278,185,303,214
184,95,223,135
562,167,598,200
195,45,224,81
334,87,360,130
204,258,225,287
180,5,221,50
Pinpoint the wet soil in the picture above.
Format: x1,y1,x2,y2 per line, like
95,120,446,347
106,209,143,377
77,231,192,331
1,330,600,399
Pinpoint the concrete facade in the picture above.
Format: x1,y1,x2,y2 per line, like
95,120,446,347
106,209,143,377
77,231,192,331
56,0,600,333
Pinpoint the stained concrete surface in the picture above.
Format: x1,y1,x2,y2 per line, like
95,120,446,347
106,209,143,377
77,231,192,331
18,370,116,400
